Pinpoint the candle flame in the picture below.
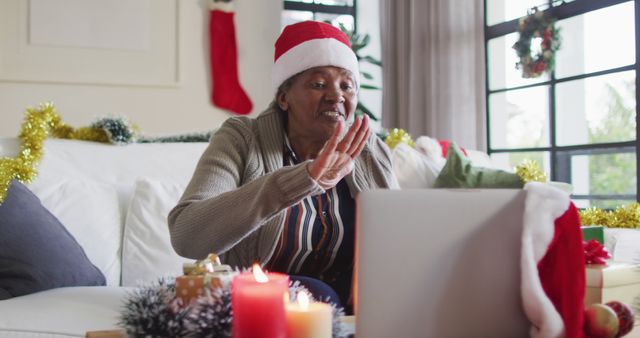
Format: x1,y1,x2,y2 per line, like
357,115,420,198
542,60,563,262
297,291,310,310
252,263,269,283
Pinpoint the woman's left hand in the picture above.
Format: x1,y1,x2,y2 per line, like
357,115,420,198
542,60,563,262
307,115,371,190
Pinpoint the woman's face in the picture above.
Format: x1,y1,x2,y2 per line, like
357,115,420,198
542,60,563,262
278,66,357,142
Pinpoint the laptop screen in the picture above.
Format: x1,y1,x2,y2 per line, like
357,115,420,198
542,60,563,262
354,189,531,338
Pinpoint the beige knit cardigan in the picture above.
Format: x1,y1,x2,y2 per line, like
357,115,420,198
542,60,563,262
168,107,399,268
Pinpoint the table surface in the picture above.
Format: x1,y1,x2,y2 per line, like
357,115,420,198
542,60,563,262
85,317,638,338
84,317,356,338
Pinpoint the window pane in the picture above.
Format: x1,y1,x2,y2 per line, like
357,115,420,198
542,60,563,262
488,33,548,90
571,152,636,209
573,198,635,209
314,13,354,32
281,10,314,29
556,71,636,146
489,86,550,149
315,0,353,5
555,2,635,78
490,151,551,174
486,0,541,26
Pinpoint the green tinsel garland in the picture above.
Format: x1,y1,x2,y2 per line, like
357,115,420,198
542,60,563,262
90,117,138,144
138,131,214,143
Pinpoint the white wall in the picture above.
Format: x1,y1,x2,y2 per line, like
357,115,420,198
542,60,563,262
0,0,281,137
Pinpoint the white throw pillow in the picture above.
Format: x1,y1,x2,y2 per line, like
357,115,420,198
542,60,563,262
604,228,640,263
121,178,192,286
414,136,447,168
29,180,122,286
392,143,444,189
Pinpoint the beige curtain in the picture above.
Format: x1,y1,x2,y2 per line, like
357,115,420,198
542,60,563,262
380,0,487,151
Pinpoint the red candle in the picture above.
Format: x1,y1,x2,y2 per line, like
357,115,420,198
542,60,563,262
232,264,289,338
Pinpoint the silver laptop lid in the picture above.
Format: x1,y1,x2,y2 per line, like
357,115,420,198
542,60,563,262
355,189,531,338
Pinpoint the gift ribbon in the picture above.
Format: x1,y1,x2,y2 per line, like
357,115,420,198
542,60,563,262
583,239,611,265
183,253,231,275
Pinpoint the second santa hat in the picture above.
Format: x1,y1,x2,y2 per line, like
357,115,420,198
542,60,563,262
272,21,360,93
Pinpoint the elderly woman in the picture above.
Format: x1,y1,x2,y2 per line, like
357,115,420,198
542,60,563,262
168,21,398,312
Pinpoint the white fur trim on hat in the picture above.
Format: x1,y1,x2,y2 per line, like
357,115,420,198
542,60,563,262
521,182,570,338
271,38,360,93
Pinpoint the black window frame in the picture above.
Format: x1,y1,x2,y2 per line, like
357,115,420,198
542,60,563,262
483,0,640,205
283,0,358,32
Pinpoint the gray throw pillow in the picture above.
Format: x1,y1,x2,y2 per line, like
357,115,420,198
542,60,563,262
0,180,105,300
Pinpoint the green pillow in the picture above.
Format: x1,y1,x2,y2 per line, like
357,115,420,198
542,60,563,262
433,143,524,189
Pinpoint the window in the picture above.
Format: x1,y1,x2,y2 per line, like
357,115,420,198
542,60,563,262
282,0,357,32
484,0,638,208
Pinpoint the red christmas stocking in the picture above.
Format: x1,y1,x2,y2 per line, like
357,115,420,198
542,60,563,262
209,3,253,115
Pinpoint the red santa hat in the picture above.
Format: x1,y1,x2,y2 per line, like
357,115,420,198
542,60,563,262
521,182,586,338
272,21,360,93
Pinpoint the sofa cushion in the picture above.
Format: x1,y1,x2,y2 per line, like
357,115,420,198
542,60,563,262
30,180,122,286
0,180,106,300
121,178,191,286
0,286,131,336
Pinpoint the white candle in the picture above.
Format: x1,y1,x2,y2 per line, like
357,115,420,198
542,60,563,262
285,291,332,338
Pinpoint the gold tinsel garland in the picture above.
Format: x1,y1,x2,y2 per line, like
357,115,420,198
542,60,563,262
513,159,639,228
1,103,57,203
0,103,114,203
51,124,110,143
515,159,547,183
580,204,640,229
385,128,416,149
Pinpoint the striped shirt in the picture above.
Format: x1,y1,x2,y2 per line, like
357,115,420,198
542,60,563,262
266,136,355,302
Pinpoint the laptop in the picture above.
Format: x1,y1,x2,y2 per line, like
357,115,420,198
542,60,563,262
354,189,531,338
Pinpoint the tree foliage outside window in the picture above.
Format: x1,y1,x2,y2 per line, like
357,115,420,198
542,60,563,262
588,80,637,208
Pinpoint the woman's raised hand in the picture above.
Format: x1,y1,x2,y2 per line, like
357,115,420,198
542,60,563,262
307,115,371,190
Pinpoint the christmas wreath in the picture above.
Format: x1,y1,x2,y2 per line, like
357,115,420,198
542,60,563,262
512,9,561,78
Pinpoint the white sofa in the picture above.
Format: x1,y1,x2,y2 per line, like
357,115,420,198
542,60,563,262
0,135,482,337
0,136,637,337
0,138,208,337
